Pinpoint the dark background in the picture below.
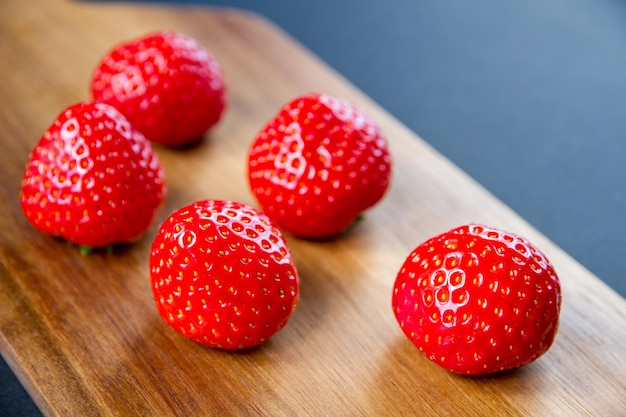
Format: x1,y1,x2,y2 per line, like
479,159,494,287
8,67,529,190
3,1,625,415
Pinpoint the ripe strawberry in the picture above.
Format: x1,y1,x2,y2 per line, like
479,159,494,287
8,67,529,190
247,93,392,239
149,199,299,349
91,30,226,147
392,224,561,375
20,101,166,250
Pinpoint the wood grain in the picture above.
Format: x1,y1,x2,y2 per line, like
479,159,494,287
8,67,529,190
1,0,625,415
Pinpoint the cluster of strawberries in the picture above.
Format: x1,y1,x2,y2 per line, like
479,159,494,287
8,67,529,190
19,31,561,375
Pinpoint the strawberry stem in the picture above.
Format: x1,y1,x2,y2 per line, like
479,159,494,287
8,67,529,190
77,244,116,256
78,245,93,256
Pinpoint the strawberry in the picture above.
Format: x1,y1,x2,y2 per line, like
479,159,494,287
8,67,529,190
19,101,166,250
392,224,561,375
149,199,299,349
91,30,226,147
247,93,392,239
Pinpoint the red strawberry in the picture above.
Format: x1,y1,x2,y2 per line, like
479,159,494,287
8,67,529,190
149,199,299,349
20,101,166,250
91,30,226,147
392,224,561,375
247,93,392,239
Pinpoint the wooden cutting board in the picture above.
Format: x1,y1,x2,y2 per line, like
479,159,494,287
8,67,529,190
1,0,625,415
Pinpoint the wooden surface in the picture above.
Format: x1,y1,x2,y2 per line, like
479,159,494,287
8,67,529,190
1,0,625,415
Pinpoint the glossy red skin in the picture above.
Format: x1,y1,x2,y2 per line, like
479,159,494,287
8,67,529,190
247,93,392,238
20,101,166,248
91,31,226,147
392,224,561,375
149,200,299,349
